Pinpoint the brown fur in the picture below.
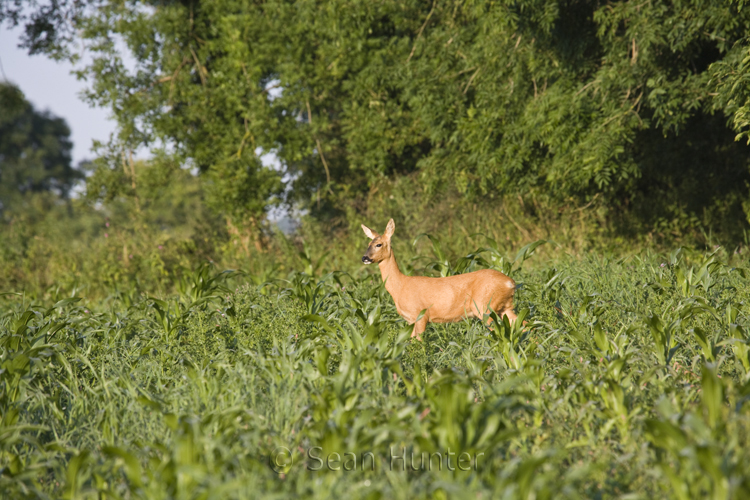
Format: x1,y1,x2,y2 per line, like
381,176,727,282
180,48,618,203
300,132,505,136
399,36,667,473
362,219,517,340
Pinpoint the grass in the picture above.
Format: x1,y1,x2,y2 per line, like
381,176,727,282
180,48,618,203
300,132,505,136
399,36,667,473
2,243,750,499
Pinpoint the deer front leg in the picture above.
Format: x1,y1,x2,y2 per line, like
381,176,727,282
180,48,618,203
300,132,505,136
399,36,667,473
412,315,428,341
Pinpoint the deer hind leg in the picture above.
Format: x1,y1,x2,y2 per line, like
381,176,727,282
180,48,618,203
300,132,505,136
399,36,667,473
412,315,428,341
487,296,518,327
500,308,517,324
484,310,515,328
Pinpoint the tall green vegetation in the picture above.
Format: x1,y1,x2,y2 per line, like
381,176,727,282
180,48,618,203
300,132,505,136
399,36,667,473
2,247,750,498
4,0,750,240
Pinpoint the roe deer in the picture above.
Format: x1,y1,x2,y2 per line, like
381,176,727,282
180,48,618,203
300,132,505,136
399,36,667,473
361,219,518,340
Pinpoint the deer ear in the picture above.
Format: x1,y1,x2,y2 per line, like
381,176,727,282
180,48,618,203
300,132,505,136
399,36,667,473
383,218,395,240
361,224,378,240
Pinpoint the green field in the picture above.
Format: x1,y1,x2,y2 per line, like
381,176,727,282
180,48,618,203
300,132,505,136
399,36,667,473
5,1,750,498
2,245,750,499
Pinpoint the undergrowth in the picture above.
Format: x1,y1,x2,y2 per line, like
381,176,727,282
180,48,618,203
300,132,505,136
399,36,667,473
2,243,750,499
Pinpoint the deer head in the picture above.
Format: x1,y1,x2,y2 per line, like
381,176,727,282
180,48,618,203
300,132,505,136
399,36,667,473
361,218,395,264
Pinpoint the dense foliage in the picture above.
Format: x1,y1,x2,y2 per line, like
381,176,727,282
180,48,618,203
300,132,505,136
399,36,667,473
2,247,750,498
0,82,80,214
4,0,750,236
3,152,691,303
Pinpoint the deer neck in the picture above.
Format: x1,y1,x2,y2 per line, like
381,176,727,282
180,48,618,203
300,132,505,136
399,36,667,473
378,249,405,293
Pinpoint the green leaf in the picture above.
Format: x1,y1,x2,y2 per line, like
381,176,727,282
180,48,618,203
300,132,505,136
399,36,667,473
102,446,144,488
701,365,724,430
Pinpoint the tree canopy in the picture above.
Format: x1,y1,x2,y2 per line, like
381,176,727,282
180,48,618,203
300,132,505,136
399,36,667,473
0,82,80,213
4,0,750,230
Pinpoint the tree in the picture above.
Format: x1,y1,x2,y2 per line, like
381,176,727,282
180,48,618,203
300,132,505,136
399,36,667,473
0,82,81,213
5,0,750,234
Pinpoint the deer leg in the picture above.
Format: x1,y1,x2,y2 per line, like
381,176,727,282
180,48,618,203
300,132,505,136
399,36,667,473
485,308,518,331
488,296,518,326
503,308,530,329
412,316,428,341
501,309,518,324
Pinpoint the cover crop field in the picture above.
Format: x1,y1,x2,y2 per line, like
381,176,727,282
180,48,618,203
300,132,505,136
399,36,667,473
2,245,750,499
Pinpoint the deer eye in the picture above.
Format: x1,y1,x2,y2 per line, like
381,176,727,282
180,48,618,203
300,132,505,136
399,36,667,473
376,244,382,247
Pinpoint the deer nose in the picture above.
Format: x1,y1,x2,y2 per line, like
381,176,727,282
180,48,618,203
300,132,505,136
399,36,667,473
362,256,372,264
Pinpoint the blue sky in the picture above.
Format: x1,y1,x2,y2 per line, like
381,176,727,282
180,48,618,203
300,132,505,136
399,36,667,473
0,25,116,166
